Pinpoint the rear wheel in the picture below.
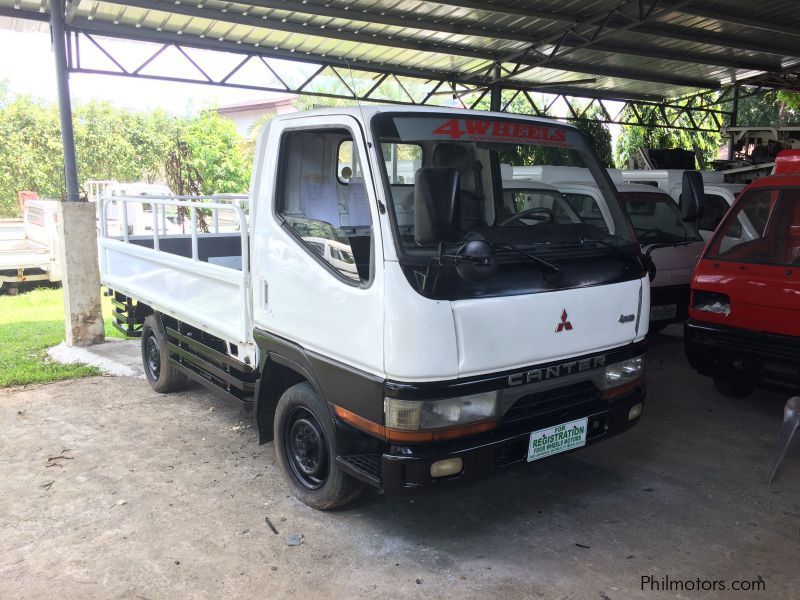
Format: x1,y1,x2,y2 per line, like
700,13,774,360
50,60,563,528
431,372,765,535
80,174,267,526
141,314,188,393
274,382,364,509
713,378,754,398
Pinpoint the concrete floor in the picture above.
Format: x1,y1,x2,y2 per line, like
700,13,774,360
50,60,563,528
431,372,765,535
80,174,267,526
1,325,798,599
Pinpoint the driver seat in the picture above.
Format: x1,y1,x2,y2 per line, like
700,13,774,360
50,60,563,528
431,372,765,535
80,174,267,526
432,143,483,234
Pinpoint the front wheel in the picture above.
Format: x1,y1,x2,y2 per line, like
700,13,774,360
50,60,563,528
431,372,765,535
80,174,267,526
274,382,364,509
713,378,754,398
141,314,188,393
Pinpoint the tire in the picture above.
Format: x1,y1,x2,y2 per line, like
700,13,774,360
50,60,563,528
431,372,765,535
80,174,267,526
713,378,754,398
274,382,364,510
141,314,188,393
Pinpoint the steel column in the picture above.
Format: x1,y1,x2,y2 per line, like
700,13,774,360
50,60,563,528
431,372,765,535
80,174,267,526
49,0,80,202
727,85,740,161
490,65,502,112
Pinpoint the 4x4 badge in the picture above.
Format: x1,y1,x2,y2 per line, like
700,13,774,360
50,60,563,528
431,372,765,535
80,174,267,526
619,314,635,323
555,309,573,332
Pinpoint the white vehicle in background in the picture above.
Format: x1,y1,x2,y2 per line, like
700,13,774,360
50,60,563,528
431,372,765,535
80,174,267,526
619,170,744,240
87,180,248,237
0,198,61,293
87,181,182,237
512,166,705,331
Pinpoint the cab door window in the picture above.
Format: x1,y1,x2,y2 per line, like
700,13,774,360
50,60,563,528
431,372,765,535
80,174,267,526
277,129,372,283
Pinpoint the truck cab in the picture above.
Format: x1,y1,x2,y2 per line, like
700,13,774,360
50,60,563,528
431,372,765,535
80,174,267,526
101,107,651,508
685,150,800,397
620,169,745,240
512,166,704,330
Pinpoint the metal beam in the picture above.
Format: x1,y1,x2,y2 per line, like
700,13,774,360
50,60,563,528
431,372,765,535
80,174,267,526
48,0,80,202
243,0,537,43
727,85,739,160
632,22,800,59
76,4,718,91
65,27,734,133
67,17,476,84
485,0,701,86
417,0,579,23
664,1,800,38
534,58,719,89
0,6,48,21
575,39,781,71
101,0,504,62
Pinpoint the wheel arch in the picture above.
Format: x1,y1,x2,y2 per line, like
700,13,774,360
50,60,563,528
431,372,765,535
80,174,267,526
253,329,329,444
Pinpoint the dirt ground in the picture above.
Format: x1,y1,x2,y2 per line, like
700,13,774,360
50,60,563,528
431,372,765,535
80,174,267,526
1,326,798,599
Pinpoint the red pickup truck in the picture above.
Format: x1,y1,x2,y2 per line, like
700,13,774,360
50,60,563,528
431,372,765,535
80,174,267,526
685,150,800,397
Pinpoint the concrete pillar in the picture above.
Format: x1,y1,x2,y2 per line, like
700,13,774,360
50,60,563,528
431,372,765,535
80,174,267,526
57,203,105,346
50,0,104,346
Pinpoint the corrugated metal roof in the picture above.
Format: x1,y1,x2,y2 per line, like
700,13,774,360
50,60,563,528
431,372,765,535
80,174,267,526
1,0,799,101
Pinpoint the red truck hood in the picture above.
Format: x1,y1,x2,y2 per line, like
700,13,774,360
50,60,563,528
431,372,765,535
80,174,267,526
690,259,800,337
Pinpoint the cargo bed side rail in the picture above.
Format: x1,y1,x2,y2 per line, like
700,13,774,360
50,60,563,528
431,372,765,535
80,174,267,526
98,194,255,357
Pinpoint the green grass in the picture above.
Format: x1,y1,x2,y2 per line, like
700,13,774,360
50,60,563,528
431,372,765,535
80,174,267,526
0,286,125,387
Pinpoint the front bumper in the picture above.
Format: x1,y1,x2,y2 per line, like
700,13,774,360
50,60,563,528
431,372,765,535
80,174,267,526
685,319,800,394
337,385,645,495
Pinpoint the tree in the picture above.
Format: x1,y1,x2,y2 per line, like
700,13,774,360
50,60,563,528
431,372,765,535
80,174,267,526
614,104,720,169
0,94,64,215
179,109,251,195
0,94,253,217
571,105,614,167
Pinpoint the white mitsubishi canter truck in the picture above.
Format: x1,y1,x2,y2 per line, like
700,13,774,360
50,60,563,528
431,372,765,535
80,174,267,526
100,107,655,509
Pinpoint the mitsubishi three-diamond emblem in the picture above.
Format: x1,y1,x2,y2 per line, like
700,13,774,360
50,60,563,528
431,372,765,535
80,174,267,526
555,309,573,332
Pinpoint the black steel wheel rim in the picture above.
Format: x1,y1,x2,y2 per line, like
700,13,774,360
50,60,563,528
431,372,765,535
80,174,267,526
283,407,329,490
145,333,161,381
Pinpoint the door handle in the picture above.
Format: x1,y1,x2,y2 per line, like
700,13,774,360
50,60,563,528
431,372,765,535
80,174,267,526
262,280,269,310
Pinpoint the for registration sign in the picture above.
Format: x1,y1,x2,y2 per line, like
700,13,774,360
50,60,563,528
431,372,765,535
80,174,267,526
527,417,588,462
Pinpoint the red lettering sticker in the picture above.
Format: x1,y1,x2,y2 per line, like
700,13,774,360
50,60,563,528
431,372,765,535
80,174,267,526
429,119,571,147
432,119,464,139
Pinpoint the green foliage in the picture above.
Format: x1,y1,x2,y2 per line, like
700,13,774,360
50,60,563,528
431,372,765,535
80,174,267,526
614,104,720,169
0,93,251,218
735,90,800,126
572,106,614,168
179,110,251,195
0,287,123,388
0,93,64,215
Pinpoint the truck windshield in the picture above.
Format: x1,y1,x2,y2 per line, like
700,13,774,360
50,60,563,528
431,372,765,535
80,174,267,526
705,186,800,266
373,114,636,259
618,191,698,245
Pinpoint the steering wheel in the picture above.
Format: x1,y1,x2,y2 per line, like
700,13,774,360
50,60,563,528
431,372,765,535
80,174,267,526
499,206,555,226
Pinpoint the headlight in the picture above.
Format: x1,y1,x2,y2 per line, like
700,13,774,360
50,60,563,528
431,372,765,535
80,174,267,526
603,356,644,389
384,391,498,431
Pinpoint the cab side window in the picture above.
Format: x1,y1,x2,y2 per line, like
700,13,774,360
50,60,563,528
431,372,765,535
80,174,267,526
277,129,372,283
698,194,731,235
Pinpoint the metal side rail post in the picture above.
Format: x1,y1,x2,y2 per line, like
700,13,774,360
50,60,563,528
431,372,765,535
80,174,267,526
765,396,800,483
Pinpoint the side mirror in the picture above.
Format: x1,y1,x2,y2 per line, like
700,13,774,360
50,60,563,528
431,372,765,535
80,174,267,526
414,167,460,245
680,170,704,222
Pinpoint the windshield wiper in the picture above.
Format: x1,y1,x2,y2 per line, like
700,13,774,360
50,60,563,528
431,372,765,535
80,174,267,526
495,243,560,274
641,237,703,255
578,235,635,261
